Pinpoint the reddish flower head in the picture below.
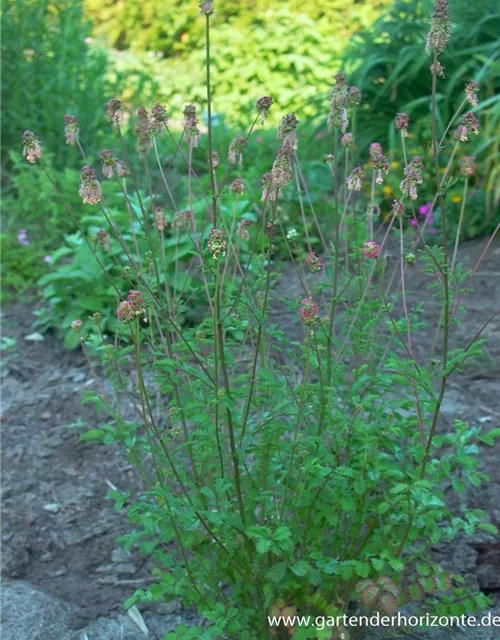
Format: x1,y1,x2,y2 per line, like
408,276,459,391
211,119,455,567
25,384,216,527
305,252,324,273
300,297,319,326
363,241,380,259
394,113,409,137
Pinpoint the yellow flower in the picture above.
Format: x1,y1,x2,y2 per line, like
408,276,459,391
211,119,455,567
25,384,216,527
390,161,399,169
383,185,392,197
451,194,462,204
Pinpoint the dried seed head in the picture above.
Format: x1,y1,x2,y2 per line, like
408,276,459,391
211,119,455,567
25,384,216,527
256,96,273,124
400,156,424,200
228,136,246,165
231,178,245,194
154,207,168,232
134,106,152,156
150,103,169,136
270,140,293,197
210,151,220,170
430,60,445,78
116,160,129,177
79,165,102,205
64,115,79,146
261,171,274,202
465,82,480,108
106,98,122,124
425,0,451,56
277,113,299,147
183,104,201,148
207,226,226,260
22,130,42,164
348,86,362,107
394,112,410,137
328,72,349,133
100,149,116,179
457,112,480,142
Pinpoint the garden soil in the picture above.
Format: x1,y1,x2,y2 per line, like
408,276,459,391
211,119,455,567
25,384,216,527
2,238,500,639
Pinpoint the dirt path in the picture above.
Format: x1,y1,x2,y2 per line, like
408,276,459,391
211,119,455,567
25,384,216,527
1,238,499,639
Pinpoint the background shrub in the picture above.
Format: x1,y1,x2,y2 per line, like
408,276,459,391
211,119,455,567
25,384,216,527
1,0,111,169
89,2,389,123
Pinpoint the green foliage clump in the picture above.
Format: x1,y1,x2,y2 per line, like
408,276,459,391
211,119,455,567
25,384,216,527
86,0,388,58
1,0,111,169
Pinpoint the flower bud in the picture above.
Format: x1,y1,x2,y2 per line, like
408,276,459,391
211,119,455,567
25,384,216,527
341,133,354,149
71,319,83,333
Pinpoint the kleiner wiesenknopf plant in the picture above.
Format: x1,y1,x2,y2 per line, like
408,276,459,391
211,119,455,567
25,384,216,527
26,1,500,638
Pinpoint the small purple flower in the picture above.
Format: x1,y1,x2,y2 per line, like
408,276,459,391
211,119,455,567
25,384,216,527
419,202,432,217
43,255,52,263
17,228,29,246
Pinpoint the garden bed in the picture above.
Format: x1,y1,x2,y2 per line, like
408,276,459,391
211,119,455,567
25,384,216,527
1,238,500,639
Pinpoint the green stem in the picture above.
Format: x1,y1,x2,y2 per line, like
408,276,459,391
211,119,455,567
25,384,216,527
205,13,217,225
451,179,468,272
